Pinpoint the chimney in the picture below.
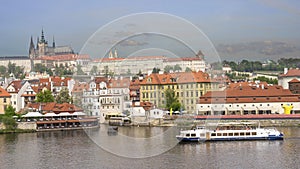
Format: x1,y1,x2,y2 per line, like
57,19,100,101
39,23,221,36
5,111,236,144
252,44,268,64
284,68,288,74
261,84,264,90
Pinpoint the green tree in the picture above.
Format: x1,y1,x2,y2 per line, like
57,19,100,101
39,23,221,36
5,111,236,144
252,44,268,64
1,116,18,130
164,65,173,73
76,65,85,75
152,67,160,73
253,76,278,85
164,88,181,111
0,105,18,130
56,88,72,104
0,65,7,76
36,89,55,103
185,67,192,72
4,105,16,117
174,64,182,72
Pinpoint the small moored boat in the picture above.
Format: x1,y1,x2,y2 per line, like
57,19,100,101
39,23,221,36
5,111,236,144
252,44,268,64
176,122,284,142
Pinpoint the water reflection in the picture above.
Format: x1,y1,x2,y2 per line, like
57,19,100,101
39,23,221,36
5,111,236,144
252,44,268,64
0,127,299,169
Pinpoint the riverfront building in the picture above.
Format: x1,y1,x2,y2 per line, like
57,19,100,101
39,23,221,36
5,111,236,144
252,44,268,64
81,77,130,123
197,81,300,115
139,71,218,114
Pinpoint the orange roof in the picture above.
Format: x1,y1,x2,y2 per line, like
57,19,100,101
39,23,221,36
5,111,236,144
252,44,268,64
0,86,11,97
72,82,89,93
7,80,23,93
140,71,212,85
279,68,300,77
50,76,71,87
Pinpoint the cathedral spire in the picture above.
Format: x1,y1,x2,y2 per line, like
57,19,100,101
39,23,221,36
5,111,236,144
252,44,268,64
41,28,46,43
36,37,39,49
29,36,35,56
52,36,55,48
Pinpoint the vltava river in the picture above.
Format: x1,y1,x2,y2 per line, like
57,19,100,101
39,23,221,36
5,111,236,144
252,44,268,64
0,126,299,169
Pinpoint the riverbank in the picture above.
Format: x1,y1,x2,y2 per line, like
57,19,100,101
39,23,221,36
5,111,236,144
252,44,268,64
0,129,36,134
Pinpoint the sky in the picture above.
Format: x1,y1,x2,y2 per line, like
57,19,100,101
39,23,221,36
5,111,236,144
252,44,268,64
0,0,300,61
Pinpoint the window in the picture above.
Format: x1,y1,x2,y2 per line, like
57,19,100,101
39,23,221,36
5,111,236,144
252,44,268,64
211,133,216,136
191,133,196,137
3,98,6,103
234,133,239,136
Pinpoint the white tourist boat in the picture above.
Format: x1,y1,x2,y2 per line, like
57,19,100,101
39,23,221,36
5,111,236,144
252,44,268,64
176,122,284,142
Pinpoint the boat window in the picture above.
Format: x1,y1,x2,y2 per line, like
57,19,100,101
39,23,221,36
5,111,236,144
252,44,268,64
217,133,222,136
252,132,257,135
191,133,196,137
246,132,250,136
211,133,216,136
223,133,228,136
240,132,245,136
228,133,233,136
200,133,205,137
234,133,239,136
186,134,190,137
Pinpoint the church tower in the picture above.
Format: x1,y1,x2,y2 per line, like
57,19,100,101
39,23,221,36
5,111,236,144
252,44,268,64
37,29,48,57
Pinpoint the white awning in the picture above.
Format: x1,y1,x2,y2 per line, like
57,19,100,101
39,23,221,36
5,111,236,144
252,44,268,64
72,112,86,116
22,112,43,117
43,113,58,117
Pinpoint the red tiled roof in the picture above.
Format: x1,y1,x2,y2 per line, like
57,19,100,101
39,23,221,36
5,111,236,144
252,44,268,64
279,68,300,77
0,86,11,97
72,82,89,93
7,80,23,93
199,82,300,104
37,54,90,61
109,77,131,88
51,76,71,87
27,102,83,113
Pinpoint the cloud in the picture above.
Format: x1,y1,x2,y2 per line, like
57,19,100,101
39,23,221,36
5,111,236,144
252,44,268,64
119,40,148,46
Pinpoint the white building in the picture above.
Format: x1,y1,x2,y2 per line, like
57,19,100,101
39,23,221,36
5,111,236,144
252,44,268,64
278,68,300,89
88,51,206,76
197,82,300,115
6,80,31,112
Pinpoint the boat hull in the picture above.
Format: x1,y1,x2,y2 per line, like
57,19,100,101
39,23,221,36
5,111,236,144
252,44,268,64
177,135,283,142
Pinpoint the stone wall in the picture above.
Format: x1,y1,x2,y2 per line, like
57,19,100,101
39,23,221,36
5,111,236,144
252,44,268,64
17,122,36,130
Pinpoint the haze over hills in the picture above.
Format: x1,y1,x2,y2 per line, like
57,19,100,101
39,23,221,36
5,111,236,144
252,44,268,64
216,40,300,62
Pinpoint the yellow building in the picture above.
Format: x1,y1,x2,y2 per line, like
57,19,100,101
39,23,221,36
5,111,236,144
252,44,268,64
139,71,219,113
0,87,11,114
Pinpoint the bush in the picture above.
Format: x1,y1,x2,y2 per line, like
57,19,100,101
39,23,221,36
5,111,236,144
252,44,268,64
1,116,18,130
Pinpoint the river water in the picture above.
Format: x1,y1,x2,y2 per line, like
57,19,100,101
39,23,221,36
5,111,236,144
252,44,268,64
0,126,299,169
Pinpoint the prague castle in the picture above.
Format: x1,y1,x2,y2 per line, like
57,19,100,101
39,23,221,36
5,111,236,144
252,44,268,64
29,29,74,59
